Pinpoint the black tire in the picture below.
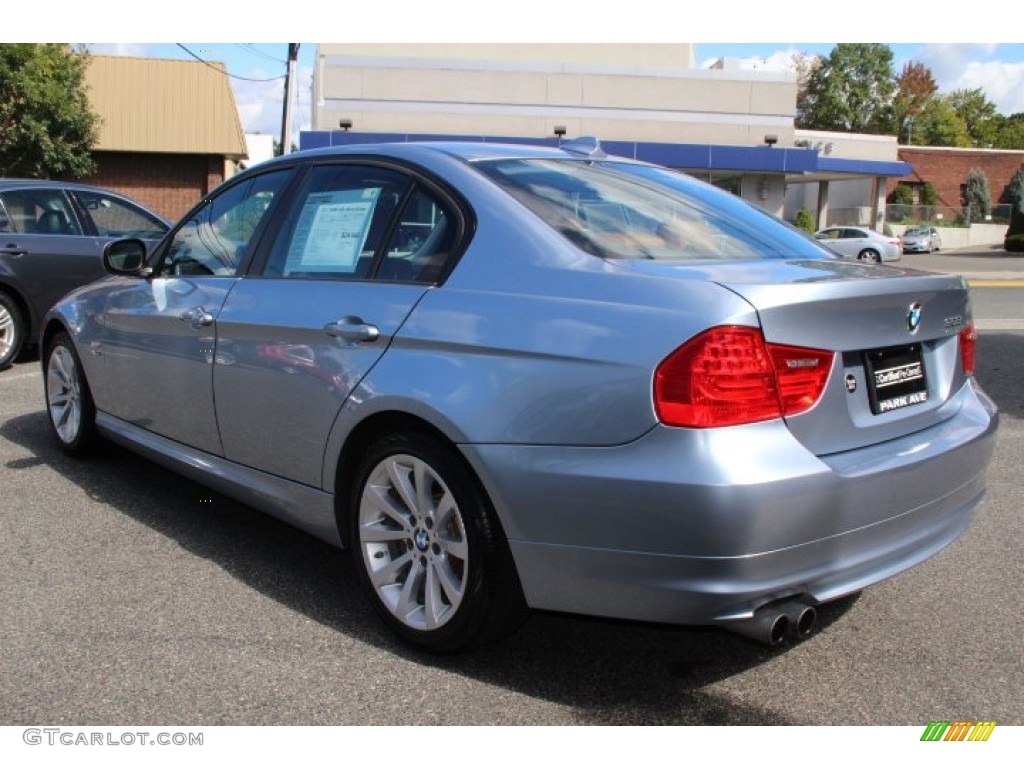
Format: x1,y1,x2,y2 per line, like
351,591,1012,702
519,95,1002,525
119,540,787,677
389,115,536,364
859,248,881,263
0,291,25,371
350,430,528,653
44,331,99,454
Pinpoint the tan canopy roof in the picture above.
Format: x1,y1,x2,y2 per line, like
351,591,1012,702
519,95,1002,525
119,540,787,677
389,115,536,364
86,55,247,158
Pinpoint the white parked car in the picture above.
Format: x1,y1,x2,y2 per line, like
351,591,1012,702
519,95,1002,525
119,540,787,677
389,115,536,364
814,226,902,262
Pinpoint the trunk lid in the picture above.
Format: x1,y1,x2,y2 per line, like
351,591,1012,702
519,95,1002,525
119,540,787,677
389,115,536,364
621,258,972,455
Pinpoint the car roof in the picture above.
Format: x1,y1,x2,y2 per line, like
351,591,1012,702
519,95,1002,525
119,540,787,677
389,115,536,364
253,139,631,172
0,178,129,193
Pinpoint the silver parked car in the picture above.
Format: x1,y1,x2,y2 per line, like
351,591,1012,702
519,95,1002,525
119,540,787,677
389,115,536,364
0,179,169,369
814,226,903,262
902,226,942,253
41,140,997,652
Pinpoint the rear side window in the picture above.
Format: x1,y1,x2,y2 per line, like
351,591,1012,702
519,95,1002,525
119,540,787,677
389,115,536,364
474,158,828,260
73,190,167,238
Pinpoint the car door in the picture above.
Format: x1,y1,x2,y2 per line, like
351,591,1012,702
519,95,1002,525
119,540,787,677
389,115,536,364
840,228,870,257
96,168,294,453
212,162,462,487
0,187,105,322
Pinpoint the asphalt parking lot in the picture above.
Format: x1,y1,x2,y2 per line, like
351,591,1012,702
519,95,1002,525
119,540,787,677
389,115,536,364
1,247,1022,725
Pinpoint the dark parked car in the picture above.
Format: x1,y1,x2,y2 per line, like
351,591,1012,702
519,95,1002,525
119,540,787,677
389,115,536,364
0,179,169,369
41,140,997,652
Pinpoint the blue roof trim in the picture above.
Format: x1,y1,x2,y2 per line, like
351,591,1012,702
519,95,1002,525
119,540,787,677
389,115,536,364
300,130,906,177
816,156,912,177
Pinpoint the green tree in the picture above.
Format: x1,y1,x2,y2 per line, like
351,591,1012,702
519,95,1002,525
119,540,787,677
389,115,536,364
993,113,1024,149
964,167,992,222
0,44,98,178
921,182,938,206
796,44,896,134
1002,168,1024,205
947,88,999,147
916,97,971,147
893,61,938,144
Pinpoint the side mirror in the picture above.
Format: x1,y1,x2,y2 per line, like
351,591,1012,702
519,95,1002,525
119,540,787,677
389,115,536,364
103,238,150,276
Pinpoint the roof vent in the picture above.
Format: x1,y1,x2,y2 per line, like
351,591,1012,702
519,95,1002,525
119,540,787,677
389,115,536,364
561,136,607,159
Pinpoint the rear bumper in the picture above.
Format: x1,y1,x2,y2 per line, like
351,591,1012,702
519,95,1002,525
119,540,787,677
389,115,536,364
461,380,997,625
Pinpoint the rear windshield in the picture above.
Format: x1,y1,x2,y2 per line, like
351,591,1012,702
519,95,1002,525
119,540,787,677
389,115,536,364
473,158,830,261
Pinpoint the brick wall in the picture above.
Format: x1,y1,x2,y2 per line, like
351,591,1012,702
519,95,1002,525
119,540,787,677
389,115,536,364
889,148,1024,208
75,152,226,221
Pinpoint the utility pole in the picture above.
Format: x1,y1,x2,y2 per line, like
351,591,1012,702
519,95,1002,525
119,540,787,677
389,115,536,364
280,43,300,155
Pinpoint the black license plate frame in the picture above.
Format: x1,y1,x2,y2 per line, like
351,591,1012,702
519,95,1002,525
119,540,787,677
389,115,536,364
863,343,929,415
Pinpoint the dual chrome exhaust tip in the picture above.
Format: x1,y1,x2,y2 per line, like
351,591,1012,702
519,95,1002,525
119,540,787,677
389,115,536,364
725,598,818,647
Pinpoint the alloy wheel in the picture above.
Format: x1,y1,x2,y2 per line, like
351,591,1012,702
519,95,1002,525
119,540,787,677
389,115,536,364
47,345,82,445
358,453,469,631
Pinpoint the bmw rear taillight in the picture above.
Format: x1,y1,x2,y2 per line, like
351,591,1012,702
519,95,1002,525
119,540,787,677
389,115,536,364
654,326,834,428
959,321,976,376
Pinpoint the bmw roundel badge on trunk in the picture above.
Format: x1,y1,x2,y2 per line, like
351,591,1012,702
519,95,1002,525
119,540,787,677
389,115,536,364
908,302,923,333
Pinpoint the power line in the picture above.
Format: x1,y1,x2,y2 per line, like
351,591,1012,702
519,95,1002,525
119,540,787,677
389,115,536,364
237,44,287,65
175,43,286,82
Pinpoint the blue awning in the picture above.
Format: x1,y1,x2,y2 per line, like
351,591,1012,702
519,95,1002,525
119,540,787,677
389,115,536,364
299,131,909,178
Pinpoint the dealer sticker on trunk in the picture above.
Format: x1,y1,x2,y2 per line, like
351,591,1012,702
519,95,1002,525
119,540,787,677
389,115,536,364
863,344,929,414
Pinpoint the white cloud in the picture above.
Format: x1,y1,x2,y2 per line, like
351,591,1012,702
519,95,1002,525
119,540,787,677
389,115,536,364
82,43,159,58
953,60,1024,115
699,49,803,73
229,64,313,138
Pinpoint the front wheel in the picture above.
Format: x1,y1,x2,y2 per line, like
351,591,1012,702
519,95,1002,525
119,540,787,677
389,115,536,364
858,248,881,263
350,431,528,652
44,331,98,454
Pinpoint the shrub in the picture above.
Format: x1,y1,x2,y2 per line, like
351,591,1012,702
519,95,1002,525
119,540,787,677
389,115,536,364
889,184,914,205
921,182,938,207
1005,198,1024,251
794,207,815,234
1004,233,1024,252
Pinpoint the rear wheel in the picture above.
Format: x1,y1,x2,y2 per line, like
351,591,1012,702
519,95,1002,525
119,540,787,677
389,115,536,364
350,430,528,652
44,331,98,454
0,292,25,371
858,248,881,263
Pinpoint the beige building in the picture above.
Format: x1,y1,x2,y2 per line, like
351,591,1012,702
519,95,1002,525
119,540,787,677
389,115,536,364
313,43,794,148
307,44,906,222
73,55,248,220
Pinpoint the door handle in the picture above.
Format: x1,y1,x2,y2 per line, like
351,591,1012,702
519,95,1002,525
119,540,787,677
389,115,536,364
0,248,26,257
178,306,215,328
323,316,380,343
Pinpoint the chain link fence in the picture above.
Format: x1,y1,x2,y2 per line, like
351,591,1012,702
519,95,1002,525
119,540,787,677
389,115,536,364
885,203,1014,227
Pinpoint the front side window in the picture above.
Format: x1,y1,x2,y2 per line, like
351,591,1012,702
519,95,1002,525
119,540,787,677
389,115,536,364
74,190,168,239
815,229,840,240
474,158,828,261
0,189,82,236
158,170,290,277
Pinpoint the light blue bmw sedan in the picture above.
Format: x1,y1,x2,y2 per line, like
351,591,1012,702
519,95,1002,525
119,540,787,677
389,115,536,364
41,139,997,652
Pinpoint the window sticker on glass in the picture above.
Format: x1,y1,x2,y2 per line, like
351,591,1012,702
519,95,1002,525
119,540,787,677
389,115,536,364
285,188,380,273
